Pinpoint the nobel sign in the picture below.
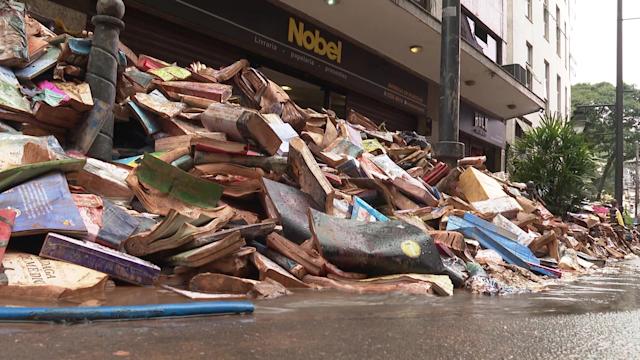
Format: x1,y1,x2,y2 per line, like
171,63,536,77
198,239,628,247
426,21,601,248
288,17,342,64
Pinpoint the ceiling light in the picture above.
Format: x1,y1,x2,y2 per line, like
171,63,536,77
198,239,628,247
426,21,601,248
409,45,423,54
281,85,292,91
325,0,339,5
507,104,516,109
464,80,476,86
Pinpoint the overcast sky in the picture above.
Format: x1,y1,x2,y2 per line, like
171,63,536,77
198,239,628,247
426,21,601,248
573,0,640,86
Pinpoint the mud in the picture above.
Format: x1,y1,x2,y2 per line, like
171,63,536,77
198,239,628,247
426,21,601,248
3,260,640,359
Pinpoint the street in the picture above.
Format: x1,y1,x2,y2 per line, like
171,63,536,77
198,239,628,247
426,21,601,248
3,259,640,360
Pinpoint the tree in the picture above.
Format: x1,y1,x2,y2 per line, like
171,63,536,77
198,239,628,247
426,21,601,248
571,82,640,199
509,113,595,215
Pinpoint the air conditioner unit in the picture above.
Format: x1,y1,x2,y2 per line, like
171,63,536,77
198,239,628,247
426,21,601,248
502,64,528,87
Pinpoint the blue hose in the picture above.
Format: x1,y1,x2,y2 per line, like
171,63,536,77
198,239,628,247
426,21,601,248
0,301,254,322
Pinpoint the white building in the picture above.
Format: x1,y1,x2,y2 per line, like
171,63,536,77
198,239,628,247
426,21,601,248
505,0,576,143
624,158,638,217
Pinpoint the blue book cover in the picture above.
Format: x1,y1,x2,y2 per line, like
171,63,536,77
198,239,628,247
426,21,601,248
0,172,87,236
351,196,389,222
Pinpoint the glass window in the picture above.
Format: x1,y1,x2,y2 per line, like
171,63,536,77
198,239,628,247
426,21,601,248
544,0,549,41
526,0,532,20
565,86,569,116
556,6,561,56
557,75,562,114
328,92,346,120
465,13,501,64
544,60,550,108
410,0,431,12
259,67,325,111
564,21,568,66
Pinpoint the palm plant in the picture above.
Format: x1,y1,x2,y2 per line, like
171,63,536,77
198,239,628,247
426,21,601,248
509,113,595,215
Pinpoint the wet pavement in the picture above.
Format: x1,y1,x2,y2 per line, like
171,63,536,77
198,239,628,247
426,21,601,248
3,260,640,359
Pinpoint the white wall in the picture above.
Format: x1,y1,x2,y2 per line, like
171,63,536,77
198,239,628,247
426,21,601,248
506,0,575,127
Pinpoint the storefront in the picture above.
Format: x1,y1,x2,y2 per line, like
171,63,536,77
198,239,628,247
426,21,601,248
48,0,517,158
118,0,429,131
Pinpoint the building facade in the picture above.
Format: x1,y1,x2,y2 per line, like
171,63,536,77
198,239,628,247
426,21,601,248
504,0,575,146
46,0,545,171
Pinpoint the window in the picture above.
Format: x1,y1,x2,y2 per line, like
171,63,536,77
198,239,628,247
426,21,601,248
410,0,432,12
526,0,532,21
557,75,562,114
526,42,533,89
544,60,550,108
464,12,501,64
564,22,568,68
556,6,562,57
544,0,549,41
565,86,569,116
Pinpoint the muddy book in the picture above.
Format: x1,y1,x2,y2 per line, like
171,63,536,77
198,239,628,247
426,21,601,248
0,172,87,236
40,232,161,286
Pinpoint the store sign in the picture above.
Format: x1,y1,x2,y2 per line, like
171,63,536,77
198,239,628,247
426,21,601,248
288,17,342,64
473,112,488,136
460,104,505,148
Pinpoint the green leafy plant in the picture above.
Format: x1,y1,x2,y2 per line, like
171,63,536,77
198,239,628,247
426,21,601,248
509,113,595,215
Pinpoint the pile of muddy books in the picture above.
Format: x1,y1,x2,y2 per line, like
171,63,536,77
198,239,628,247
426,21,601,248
0,0,637,303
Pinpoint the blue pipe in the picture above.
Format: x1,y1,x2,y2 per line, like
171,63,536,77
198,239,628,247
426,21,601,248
0,301,254,322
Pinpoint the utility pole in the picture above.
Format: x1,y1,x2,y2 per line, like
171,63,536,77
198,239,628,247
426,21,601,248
615,0,624,206
635,141,639,221
435,0,465,167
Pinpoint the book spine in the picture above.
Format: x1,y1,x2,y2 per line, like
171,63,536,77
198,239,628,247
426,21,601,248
40,235,159,286
193,143,248,155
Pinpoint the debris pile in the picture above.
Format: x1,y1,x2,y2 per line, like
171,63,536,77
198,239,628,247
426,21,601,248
0,3,636,303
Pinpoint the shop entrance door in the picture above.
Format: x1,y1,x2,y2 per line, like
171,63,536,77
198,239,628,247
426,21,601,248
258,68,346,118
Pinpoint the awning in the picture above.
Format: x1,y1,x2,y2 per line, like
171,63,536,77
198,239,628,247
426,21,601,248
275,0,545,119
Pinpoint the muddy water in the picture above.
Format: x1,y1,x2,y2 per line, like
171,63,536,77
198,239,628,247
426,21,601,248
2,259,640,314
254,259,640,319
3,260,640,359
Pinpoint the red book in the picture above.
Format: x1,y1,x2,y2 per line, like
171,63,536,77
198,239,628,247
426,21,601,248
137,54,170,71
423,162,449,186
0,209,17,285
